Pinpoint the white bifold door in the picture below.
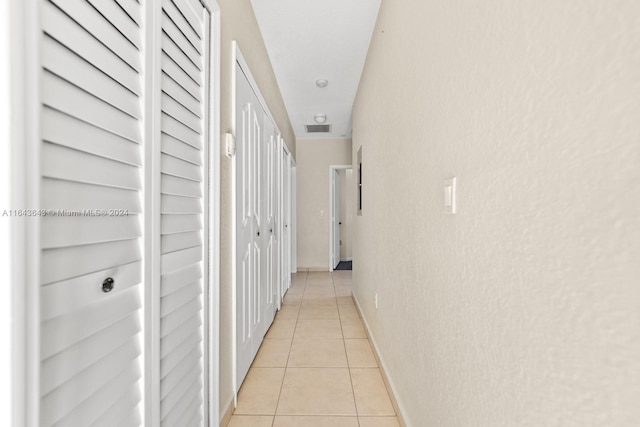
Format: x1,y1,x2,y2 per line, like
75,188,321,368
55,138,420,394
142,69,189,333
235,63,279,387
158,0,209,426
35,0,213,426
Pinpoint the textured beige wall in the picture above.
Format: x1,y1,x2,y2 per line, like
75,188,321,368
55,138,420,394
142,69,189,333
216,0,295,416
296,138,352,270
352,1,640,426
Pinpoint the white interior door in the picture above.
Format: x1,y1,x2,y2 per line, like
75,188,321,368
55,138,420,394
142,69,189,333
332,170,341,269
261,117,278,337
235,62,276,387
26,1,219,425
235,64,256,387
281,149,291,293
38,0,145,425
158,0,209,425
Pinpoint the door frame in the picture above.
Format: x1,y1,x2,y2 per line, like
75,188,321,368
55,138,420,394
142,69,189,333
328,165,352,271
7,0,41,424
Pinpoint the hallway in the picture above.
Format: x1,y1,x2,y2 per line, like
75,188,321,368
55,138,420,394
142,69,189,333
228,271,399,427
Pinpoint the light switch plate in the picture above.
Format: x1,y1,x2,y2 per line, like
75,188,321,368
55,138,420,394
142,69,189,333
225,132,236,158
444,177,456,214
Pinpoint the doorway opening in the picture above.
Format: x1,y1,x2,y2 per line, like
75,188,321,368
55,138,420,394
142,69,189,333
329,165,353,271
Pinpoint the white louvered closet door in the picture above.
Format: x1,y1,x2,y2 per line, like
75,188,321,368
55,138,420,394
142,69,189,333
39,0,145,426
158,0,209,426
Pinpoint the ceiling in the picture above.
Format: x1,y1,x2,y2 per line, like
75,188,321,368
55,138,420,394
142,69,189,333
251,0,381,139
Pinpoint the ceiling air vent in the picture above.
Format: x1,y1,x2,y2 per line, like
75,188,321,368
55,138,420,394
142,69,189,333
305,124,332,133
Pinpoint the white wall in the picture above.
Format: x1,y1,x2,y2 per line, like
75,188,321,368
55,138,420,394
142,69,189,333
217,0,296,416
296,138,352,270
352,1,640,426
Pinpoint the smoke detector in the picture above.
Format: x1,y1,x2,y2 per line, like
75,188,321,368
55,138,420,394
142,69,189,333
314,114,327,124
316,79,328,88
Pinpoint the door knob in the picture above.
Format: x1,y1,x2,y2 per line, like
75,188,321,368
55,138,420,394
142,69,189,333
257,230,260,237
339,222,342,225
102,277,114,293
270,228,273,233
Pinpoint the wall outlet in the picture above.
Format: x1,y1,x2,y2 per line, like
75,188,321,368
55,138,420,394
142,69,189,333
374,292,378,309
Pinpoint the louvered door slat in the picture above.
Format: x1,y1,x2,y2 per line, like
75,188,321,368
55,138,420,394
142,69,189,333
161,246,203,274
162,92,202,133
42,143,141,190
162,53,202,102
42,73,141,143
162,195,202,214
160,316,202,359
160,365,200,414
161,349,201,398
162,174,202,198
162,152,203,181
41,337,140,423
162,214,202,234
91,388,142,427
42,0,141,95
42,180,141,213
160,295,202,338
164,390,202,427
41,36,141,119
162,73,202,118
160,299,202,340
49,0,141,71
115,0,142,26
42,215,141,249
162,13,202,70
48,362,142,427
162,132,203,164
87,0,142,49
41,312,140,395
172,0,203,37
41,287,141,358
160,330,201,377
161,281,201,316
161,262,202,296
162,0,202,54
41,239,141,285
42,108,141,167
161,32,202,85
41,261,141,321
162,114,202,149
161,231,202,254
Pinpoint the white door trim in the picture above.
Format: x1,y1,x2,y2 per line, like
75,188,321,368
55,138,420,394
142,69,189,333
204,2,222,425
328,165,352,271
8,0,41,424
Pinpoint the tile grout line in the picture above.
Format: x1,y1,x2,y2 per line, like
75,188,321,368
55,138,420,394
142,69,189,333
333,272,362,427
270,271,307,426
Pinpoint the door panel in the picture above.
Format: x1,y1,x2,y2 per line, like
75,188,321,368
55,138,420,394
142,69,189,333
235,64,278,387
235,65,255,386
159,1,208,425
333,170,341,268
38,0,145,425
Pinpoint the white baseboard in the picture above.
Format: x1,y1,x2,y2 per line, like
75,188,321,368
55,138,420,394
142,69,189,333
352,292,410,427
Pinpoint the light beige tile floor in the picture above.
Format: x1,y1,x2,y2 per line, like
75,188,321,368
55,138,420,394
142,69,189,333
229,271,399,426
